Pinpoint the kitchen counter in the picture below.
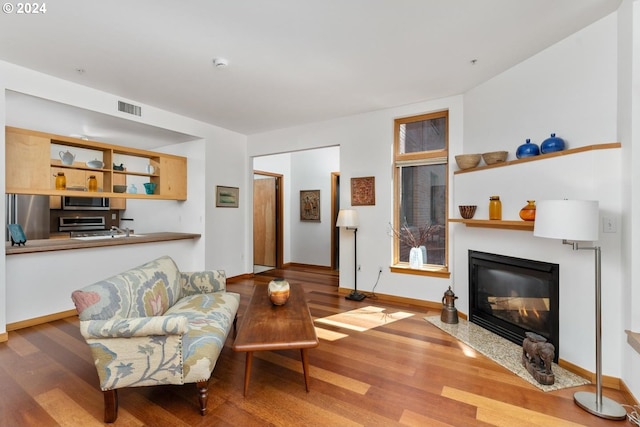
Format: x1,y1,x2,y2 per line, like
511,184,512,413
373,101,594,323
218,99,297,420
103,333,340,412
5,232,201,255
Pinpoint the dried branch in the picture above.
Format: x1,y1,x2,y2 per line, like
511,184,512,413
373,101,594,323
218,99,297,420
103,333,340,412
388,222,434,248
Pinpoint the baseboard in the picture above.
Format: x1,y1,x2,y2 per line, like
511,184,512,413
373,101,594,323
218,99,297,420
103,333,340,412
557,358,623,390
338,287,468,320
286,262,334,271
0,331,7,343
6,309,78,332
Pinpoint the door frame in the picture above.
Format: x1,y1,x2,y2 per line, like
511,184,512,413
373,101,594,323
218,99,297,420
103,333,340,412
331,172,340,270
253,170,284,269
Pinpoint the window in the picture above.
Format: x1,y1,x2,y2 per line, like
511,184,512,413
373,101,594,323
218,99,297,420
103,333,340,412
393,111,449,275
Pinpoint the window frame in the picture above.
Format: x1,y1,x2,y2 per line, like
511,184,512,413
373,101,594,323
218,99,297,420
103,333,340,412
392,110,450,278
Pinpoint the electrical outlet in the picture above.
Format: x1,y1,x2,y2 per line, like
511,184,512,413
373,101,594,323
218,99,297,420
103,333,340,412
378,266,383,273
358,264,361,271
603,216,617,233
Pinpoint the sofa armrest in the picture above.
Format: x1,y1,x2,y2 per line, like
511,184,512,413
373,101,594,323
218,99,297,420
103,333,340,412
80,315,189,339
180,270,226,296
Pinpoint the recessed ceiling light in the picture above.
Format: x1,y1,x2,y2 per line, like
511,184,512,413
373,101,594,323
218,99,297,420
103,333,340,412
212,58,228,68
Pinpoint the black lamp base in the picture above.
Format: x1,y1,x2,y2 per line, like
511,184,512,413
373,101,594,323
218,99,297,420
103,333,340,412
345,291,366,301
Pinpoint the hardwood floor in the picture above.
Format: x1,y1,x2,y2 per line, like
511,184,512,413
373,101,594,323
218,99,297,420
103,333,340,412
0,265,632,426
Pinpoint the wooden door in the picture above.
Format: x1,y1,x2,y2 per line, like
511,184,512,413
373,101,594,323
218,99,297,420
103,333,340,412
253,177,276,267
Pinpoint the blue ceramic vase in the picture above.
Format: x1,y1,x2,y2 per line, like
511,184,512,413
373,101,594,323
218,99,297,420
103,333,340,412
516,139,540,159
540,133,565,154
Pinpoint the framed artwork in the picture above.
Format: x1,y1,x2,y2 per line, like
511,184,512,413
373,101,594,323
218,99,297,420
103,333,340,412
351,176,375,206
216,186,239,208
300,190,320,221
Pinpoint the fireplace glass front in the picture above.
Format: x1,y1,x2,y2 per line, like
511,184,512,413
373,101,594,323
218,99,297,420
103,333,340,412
469,250,559,362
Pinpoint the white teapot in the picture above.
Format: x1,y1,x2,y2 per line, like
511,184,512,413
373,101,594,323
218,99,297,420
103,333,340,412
59,150,76,165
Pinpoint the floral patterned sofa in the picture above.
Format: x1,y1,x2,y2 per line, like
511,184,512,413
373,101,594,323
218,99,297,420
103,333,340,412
71,255,240,423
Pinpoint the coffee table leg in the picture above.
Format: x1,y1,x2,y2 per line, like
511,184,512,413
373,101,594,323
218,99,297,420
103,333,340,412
244,352,253,397
301,349,311,392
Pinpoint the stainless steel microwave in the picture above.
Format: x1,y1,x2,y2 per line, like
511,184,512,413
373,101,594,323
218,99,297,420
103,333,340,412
62,196,110,210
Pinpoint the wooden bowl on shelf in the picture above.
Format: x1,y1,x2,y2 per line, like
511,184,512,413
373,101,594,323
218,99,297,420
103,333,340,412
459,205,477,219
482,151,508,165
455,154,481,170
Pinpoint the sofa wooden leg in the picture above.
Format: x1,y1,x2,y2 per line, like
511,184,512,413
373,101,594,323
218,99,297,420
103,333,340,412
103,389,118,423
196,380,209,415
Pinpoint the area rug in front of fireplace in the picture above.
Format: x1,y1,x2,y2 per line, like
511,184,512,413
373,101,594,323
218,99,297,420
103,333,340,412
315,306,414,332
424,316,589,392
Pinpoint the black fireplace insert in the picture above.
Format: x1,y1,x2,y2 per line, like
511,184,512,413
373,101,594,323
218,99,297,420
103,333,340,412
469,250,559,362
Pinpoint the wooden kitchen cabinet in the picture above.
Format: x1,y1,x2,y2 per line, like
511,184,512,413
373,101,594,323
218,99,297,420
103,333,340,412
6,131,50,191
6,126,187,201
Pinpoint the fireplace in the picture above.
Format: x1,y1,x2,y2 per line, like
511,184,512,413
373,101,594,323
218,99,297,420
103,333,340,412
469,250,559,362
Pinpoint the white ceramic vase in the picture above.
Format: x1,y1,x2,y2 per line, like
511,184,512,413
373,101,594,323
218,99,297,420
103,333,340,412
409,247,423,269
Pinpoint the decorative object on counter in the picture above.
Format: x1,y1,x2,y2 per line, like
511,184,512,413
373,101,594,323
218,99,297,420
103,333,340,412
522,332,555,385
540,133,565,154
489,196,502,220
454,153,481,170
482,150,508,165
113,163,125,171
55,172,66,190
145,164,155,174
128,183,138,194
113,185,127,193
7,223,27,246
519,200,537,221
268,278,290,305
516,139,540,159
458,205,477,219
86,159,104,169
143,182,156,195
59,150,76,165
87,175,98,192
441,286,459,324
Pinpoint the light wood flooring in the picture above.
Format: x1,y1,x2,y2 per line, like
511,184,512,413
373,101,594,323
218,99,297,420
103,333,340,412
0,265,632,426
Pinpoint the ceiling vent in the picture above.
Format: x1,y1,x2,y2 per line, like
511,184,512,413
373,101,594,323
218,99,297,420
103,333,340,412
118,101,142,117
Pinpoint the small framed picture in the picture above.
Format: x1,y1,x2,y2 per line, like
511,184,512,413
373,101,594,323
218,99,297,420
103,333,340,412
351,176,375,206
300,190,320,221
216,186,239,208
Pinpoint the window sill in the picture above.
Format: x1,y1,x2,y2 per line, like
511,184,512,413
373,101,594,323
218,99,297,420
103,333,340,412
390,265,451,278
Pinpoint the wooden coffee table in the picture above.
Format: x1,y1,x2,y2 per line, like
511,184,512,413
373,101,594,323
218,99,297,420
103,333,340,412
233,282,319,396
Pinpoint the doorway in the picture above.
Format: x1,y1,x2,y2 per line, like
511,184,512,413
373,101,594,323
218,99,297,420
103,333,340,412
253,171,283,273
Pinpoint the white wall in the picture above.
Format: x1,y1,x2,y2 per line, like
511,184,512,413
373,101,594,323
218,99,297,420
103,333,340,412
462,12,627,380
290,147,339,267
0,60,249,335
249,98,464,300
253,147,339,267
618,0,640,404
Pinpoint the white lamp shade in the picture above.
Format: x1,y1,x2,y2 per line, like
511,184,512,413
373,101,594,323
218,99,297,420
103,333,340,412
533,200,599,241
336,209,359,228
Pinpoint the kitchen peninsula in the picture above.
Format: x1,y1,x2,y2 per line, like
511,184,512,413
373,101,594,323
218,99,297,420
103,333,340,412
5,232,200,255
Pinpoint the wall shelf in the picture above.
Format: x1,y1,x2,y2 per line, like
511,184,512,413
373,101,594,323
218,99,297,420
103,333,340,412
449,218,534,231
454,142,621,175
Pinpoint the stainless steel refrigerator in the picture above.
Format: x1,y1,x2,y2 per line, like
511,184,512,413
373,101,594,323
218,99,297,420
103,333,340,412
5,194,50,241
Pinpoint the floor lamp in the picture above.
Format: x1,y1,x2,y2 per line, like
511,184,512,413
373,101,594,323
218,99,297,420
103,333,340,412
534,200,626,420
336,209,365,301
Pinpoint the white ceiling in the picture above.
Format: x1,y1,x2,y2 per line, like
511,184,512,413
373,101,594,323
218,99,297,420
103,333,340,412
0,0,622,142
